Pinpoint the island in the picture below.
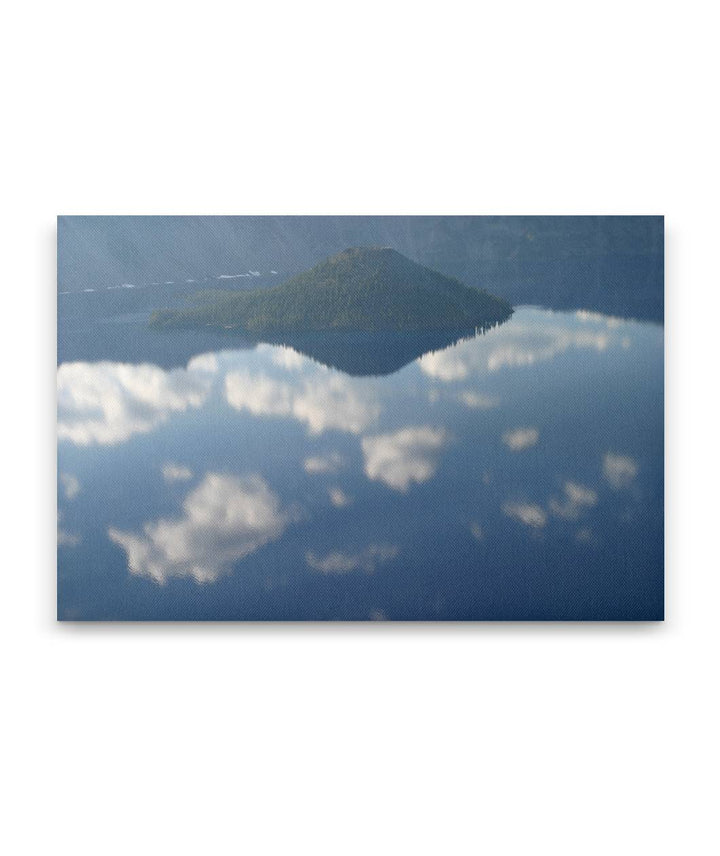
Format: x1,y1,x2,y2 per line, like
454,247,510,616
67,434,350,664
149,247,513,333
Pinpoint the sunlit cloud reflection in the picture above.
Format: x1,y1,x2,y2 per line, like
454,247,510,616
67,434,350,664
162,463,193,483
225,370,380,435
58,361,211,445
328,487,352,508
502,502,547,529
108,473,294,584
603,453,639,489
418,311,614,382
58,512,80,547
458,391,499,410
548,481,598,520
362,426,448,492
306,544,398,574
303,452,345,474
502,427,539,451
59,472,80,499
469,522,484,541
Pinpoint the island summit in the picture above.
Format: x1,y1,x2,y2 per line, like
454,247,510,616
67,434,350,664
149,247,513,333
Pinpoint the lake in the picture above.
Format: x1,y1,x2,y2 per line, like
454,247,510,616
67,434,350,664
57,304,663,620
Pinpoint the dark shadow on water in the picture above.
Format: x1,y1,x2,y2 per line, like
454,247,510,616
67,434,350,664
58,315,511,376
58,315,255,369
256,321,506,376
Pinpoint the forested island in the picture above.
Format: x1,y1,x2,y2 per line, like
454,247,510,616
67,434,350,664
149,247,513,333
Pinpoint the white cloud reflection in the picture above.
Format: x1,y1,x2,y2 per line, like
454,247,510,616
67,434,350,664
328,487,352,508
502,502,547,529
59,472,80,499
303,451,345,474
269,345,306,371
548,481,598,520
57,512,80,547
418,311,613,382
58,361,211,445
502,427,539,451
162,463,193,483
108,473,293,584
575,310,623,329
225,369,380,435
603,453,639,489
57,345,383,447
361,426,448,492
575,526,596,545
458,391,499,410
306,544,398,574
469,522,484,541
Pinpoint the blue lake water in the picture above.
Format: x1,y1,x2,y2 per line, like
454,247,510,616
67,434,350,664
57,306,663,620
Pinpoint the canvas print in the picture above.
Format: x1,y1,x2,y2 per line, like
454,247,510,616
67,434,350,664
57,216,663,620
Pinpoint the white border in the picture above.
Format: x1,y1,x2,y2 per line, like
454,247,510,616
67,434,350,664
4,2,717,854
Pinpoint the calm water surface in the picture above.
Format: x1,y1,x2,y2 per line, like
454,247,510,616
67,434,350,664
57,307,663,620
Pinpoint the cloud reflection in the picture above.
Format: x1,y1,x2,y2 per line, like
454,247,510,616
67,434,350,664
603,453,639,489
458,391,499,410
57,512,81,547
502,502,547,529
548,481,598,520
303,452,345,474
362,426,448,492
59,472,80,499
225,370,380,435
328,487,352,508
58,346,383,447
58,361,211,445
418,311,613,382
502,427,539,451
162,463,193,483
268,345,306,371
469,522,484,541
108,473,293,584
306,544,398,574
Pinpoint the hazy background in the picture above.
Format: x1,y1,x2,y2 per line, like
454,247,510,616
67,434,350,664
58,215,664,322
